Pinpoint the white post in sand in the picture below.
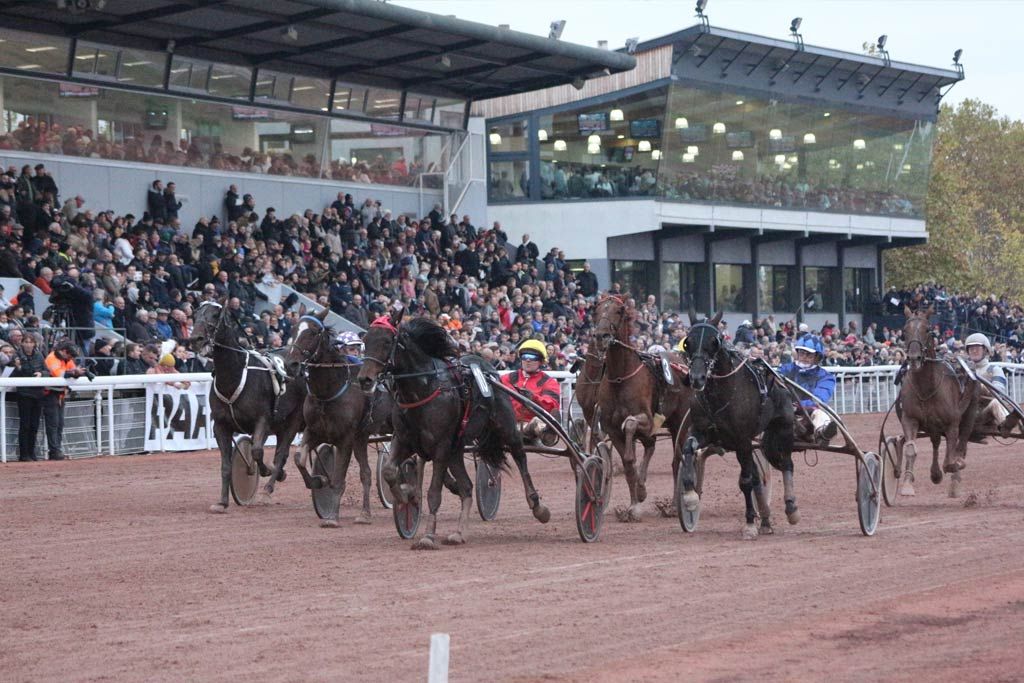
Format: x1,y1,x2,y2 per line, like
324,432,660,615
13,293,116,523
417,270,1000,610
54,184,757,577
428,633,450,683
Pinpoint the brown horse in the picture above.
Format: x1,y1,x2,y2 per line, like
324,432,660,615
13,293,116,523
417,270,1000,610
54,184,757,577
592,296,690,521
896,306,980,498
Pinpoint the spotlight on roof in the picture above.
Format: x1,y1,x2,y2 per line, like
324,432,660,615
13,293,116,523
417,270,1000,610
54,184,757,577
437,53,452,68
790,17,802,34
953,48,963,64
571,76,586,91
625,37,639,54
548,20,566,40
876,34,887,50
282,25,298,42
695,0,710,31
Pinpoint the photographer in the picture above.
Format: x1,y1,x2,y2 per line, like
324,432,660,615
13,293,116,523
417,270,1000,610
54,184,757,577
42,339,89,460
49,274,94,350
12,334,46,461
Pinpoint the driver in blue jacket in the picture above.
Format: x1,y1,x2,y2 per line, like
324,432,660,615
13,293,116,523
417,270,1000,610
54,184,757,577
335,331,364,365
778,335,838,445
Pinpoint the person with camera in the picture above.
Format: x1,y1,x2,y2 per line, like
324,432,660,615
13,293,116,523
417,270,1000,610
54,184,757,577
42,339,89,460
12,334,46,461
49,273,94,351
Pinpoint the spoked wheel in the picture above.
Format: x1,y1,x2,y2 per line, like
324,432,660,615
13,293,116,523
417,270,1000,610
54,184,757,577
857,451,883,537
475,460,502,521
375,440,394,510
597,441,614,514
753,447,773,507
675,460,701,533
880,436,901,507
229,436,259,506
575,454,607,543
311,444,341,520
393,457,422,540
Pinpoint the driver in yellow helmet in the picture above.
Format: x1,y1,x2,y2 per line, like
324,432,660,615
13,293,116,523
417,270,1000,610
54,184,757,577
501,339,561,446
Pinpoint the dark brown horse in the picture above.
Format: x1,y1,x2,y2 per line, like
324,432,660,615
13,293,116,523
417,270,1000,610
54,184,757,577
357,310,550,549
895,306,979,498
592,296,690,521
287,308,394,526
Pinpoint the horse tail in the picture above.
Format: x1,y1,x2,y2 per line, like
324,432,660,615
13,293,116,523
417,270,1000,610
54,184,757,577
761,420,794,470
476,426,509,473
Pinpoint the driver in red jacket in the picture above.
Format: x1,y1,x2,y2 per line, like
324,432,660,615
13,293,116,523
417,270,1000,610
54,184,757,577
501,339,561,446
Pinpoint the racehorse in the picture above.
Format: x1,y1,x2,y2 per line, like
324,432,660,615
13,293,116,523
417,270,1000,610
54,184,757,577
895,305,979,498
591,295,691,521
675,311,798,539
191,300,306,513
287,308,394,526
356,309,550,549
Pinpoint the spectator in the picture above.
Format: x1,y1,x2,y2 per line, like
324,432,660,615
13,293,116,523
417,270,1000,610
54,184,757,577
147,180,166,222
42,339,88,460
90,338,116,376
119,342,148,375
164,181,182,220
12,333,46,461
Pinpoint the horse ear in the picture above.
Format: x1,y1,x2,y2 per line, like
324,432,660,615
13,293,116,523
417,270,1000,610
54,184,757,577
688,308,697,325
391,307,404,326
926,304,935,317
904,304,913,318
316,307,329,321
710,310,723,326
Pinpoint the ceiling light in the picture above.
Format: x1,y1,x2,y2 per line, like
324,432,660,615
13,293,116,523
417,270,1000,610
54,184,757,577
25,46,58,53
713,122,726,134
682,153,695,163
638,140,652,152
735,100,744,106
587,143,601,154
769,128,782,140
292,85,315,91
122,60,152,67
853,138,866,150
351,156,358,164
489,132,502,145
438,54,452,68
893,143,904,150
587,134,601,145
321,107,328,111
16,64,42,70
774,154,786,164
788,155,798,163
803,133,816,144
782,162,792,170
732,150,744,161
823,112,831,117
609,109,624,121
828,158,838,167
903,163,912,171
537,129,548,141
616,134,625,139
210,74,235,80
651,150,662,160
571,77,586,90
282,25,299,42
553,139,567,152
687,145,699,156
75,54,94,60
674,117,689,129
118,77,134,82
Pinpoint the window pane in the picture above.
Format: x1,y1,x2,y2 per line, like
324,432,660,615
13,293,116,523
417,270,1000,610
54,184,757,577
434,97,465,128
404,94,435,124
612,261,655,301
168,57,208,91
844,267,875,312
366,88,402,119
327,118,446,187
660,262,681,311
488,120,528,153
118,48,165,87
73,41,117,78
254,70,293,103
0,29,70,75
715,264,747,312
207,63,251,100
803,267,837,311
290,75,330,110
489,160,529,200
332,82,367,113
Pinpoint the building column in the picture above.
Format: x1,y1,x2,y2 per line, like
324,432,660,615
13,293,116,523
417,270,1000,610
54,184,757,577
837,243,846,331
795,242,805,326
704,236,714,315
751,239,760,321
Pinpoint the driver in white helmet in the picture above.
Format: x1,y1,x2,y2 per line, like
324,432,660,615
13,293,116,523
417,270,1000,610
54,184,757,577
964,332,1019,435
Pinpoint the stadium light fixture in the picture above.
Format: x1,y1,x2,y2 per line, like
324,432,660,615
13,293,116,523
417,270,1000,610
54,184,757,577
953,48,963,64
609,108,624,121
674,117,689,129
537,129,548,142
638,140,652,152
549,20,566,40
625,38,640,55
876,34,890,66
790,17,804,50
695,0,710,31
712,122,726,134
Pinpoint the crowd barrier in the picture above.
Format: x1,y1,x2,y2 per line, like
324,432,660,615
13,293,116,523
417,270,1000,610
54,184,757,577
3,363,1024,462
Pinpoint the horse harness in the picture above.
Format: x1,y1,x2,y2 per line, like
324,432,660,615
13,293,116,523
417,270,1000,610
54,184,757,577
295,314,359,406
687,323,772,429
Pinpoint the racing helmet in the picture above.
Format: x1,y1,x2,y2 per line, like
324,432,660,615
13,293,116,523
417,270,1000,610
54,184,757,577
517,338,548,363
793,334,824,359
336,330,364,350
964,332,992,353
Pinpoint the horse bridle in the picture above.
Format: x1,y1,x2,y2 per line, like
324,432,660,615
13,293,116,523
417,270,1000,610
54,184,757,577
684,323,723,384
293,314,358,403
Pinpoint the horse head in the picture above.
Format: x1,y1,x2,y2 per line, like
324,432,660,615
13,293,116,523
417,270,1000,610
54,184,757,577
681,310,723,391
592,294,631,355
189,299,224,356
902,304,935,370
358,307,403,394
286,307,330,373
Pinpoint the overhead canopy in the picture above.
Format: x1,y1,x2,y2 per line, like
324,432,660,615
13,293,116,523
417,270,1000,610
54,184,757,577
0,0,636,100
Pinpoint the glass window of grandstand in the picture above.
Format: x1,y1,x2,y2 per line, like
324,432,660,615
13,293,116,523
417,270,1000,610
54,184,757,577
658,84,933,218
844,267,875,312
612,261,656,301
488,120,528,153
803,267,838,312
328,118,446,186
757,265,796,312
660,262,703,311
489,160,530,201
714,264,748,312
0,30,70,75
536,87,667,200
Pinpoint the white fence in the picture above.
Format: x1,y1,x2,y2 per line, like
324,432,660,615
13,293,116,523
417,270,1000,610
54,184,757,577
3,364,1023,462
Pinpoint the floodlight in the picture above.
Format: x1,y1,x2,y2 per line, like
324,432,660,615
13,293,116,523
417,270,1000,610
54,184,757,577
625,38,639,54
790,18,802,34
695,0,708,15
571,76,586,90
953,48,963,64
877,34,887,50
549,20,566,40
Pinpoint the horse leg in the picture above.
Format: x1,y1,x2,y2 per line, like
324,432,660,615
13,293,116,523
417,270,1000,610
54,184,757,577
442,453,474,545
931,433,945,484
263,422,297,496
899,418,920,496
383,439,413,504
678,434,703,516
616,415,649,522
208,422,234,513
411,451,446,550
250,418,273,479
352,437,373,524
319,439,352,529
737,448,759,540
508,437,551,524
942,424,966,475
635,433,657,503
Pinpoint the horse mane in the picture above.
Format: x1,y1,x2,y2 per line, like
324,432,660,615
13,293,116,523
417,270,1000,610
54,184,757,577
402,317,458,359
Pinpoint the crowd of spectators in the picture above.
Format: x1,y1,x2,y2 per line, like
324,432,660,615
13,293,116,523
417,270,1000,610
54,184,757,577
0,116,437,187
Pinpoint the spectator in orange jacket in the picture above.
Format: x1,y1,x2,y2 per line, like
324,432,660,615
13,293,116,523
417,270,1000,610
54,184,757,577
42,339,87,460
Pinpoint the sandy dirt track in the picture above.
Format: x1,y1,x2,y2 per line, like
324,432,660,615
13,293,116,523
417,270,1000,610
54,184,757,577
2,413,1024,682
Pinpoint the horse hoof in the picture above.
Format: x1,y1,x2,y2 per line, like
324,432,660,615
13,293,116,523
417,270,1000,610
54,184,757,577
276,469,287,483
613,505,641,523
653,498,677,518
257,462,272,477
682,490,700,512
949,480,963,499
319,518,339,529
532,503,551,524
636,483,648,503
931,467,944,485
443,532,466,545
786,508,800,525
353,513,372,525
411,536,440,551
254,491,273,506
208,503,228,514
899,480,916,497
759,522,774,536
742,524,759,540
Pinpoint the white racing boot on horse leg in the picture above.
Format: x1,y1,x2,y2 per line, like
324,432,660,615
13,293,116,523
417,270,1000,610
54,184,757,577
899,441,917,496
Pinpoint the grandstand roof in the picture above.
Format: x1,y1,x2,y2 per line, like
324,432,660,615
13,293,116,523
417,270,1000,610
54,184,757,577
0,0,636,101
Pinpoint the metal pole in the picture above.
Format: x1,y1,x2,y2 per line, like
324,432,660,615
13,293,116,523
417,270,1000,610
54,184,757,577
95,391,102,456
1,388,7,463
157,383,166,453
107,385,115,456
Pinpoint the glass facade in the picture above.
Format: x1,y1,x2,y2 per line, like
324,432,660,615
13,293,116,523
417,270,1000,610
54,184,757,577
844,267,875,313
714,264,748,312
803,267,838,312
757,265,797,312
611,260,657,301
488,83,935,218
660,262,704,311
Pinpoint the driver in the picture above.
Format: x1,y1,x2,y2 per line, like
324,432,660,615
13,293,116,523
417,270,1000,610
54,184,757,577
778,334,837,445
335,330,364,365
501,339,561,446
964,332,1018,435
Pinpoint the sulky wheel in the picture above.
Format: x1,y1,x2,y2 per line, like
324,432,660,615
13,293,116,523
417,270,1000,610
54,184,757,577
675,460,701,533
575,454,607,543
229,435,260,506
475,460,502,521
375,440,394,510
857,451,883,537
880,436,901,507
393,457,422,540
596,441,614,514
311,444,341,520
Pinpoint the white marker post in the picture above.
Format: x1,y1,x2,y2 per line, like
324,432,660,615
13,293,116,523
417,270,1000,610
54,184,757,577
428,633,450,683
